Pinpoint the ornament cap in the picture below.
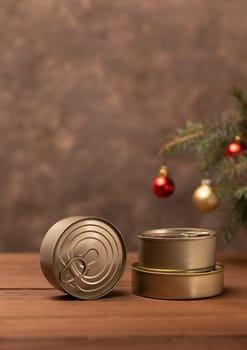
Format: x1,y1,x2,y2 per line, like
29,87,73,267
234,135,242,143
159,165,168,177
201,179,211,186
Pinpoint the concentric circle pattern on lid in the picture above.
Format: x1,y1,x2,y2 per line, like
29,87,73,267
40,216,126,299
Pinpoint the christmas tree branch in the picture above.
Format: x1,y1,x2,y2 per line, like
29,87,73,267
234,185,247,200
161,122,205,155
215,153,247,181
161,130,204,151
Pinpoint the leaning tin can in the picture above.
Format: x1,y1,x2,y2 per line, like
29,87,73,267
132,262,224,300
40,216,126,299
138,228,216,272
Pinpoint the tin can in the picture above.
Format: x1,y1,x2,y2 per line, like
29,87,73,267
138,228,216,272
132,262,224,300
40,216,126,299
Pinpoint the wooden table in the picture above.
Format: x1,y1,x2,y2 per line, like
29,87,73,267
0,253,246,350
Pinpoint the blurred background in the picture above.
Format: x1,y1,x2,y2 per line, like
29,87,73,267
1,0,247,252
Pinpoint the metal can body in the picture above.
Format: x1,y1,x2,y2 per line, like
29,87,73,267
40,216,126,299
132,262,224,300
138,228,216,272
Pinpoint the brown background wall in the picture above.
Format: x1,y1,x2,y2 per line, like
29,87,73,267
1,0,247,252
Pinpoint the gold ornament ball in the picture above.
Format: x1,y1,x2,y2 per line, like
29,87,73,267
192,184,219,213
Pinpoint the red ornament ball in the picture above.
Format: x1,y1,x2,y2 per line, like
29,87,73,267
225,141,246,156
152,175,175,198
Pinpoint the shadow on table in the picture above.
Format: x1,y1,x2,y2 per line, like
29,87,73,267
220,286,245,298
50,289,129,301
50,287,243,301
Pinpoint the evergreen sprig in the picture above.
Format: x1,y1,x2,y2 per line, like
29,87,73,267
160,121,205,155
160,88,247,240
215,152,247,183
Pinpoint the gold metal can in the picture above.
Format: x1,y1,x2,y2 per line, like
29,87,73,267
40,216,126,299
132,262,224,300
138,228,216,272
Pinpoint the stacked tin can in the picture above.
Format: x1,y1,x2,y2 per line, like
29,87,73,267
132,228,224,299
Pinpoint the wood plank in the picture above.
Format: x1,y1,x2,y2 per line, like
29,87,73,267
0,336,247,350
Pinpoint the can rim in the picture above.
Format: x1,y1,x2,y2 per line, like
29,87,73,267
132,262,224,276
138,228,216,240
136,264,215,273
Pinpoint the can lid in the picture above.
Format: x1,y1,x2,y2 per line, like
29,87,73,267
138,228,215,240
40,216,126,299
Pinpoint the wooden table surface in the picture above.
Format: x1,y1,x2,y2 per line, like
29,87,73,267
0,253,246,350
